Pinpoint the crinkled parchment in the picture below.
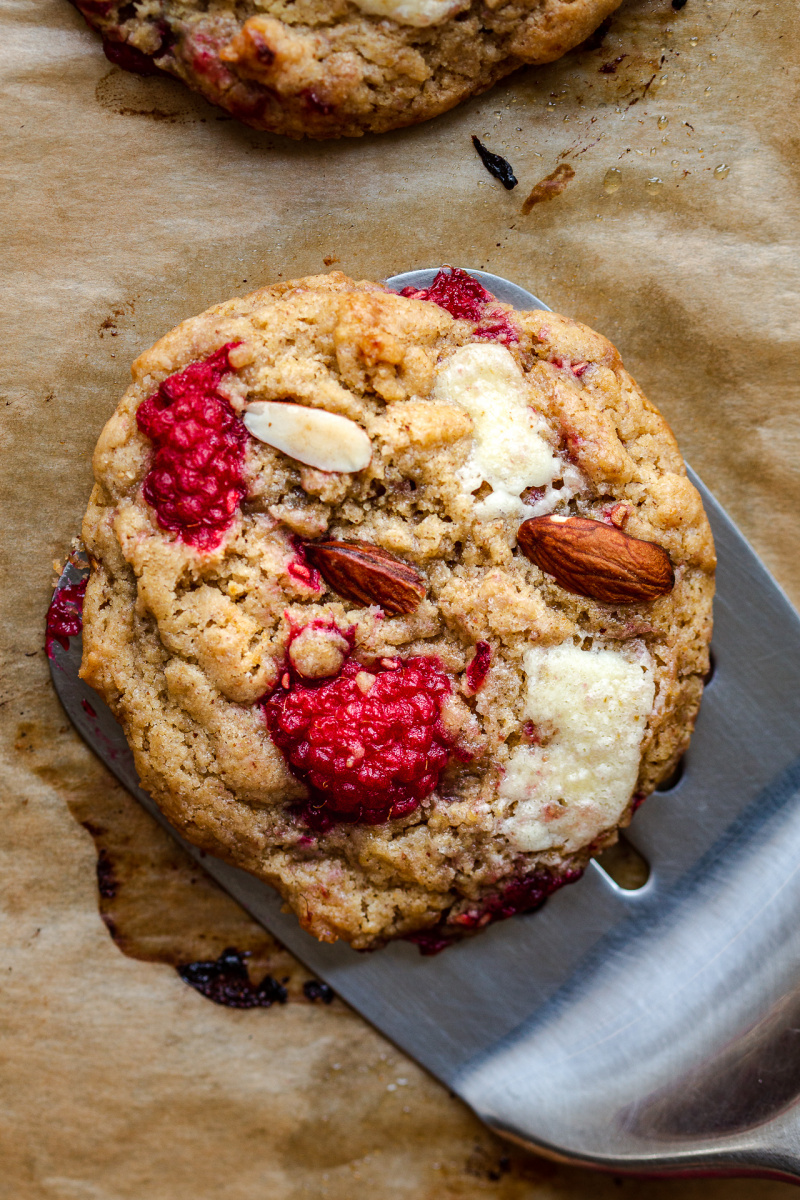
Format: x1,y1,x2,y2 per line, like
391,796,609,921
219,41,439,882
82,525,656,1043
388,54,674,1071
2,0,799,1195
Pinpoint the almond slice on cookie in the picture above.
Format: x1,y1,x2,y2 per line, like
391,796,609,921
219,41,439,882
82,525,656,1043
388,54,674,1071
244,402,372,473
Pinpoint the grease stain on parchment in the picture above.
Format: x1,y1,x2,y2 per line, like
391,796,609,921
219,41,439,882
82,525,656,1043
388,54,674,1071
521,164,576,214
15,716,322,1005
95,67,212,124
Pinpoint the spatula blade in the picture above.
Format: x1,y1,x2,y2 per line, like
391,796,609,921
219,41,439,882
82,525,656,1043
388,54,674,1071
48,271,800,1181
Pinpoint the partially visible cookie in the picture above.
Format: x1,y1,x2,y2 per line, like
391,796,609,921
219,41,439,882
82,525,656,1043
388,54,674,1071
80,269,715,950
71,0,622,138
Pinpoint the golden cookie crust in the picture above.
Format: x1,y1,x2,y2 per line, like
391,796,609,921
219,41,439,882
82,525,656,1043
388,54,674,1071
71,0,621,138
80,272,715,948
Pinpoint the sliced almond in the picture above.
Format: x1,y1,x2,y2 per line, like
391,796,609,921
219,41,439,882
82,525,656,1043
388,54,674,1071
304,540,426,615
517,514,674,604
244,402,372,473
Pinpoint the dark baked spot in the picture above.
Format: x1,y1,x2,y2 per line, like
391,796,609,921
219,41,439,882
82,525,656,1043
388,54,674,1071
303,979,335,1003
95,847,118,899
465,1144,512,1182
577,15,613,51
599,54,626,74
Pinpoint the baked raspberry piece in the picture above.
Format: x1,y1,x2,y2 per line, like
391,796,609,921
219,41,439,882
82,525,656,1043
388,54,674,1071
400,267,518,344
451,868,585,931
401,267,493,322
263,656,454,824
465,641,492,692
136,344,248,551
408,867,584,954
45,578,87,658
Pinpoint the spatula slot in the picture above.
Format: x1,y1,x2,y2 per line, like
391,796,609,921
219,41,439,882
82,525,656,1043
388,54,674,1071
655,756,686,792
704,648,717,685
594,834,650,891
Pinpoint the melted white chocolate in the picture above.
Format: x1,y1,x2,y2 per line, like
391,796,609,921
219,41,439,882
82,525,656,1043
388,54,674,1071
350,0,469,27
500,642,655,854
433,343,564,519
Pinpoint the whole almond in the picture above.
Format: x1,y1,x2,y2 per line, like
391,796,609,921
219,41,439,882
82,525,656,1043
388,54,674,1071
517,515,674,604
304,540,426,615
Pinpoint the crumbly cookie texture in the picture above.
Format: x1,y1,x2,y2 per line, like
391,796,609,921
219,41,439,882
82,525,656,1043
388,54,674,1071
80,270,715,950
70,0,622,138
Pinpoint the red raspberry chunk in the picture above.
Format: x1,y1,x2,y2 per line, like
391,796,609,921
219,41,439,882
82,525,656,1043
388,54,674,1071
407,867,584,954
45,578,87,658
136,344,248,551
263,655,454,824
401,267,493,322
400,267,518,344
465,641,492,692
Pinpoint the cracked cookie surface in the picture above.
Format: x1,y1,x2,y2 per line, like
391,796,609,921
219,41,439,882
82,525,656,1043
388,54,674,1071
70,0,621,138
80,270,715,949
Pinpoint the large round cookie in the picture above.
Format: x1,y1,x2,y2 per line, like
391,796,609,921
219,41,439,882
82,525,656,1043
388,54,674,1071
71,0,621,138
80,269,715,950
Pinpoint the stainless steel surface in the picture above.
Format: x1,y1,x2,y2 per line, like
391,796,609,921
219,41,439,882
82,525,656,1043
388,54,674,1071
49,270,800,1182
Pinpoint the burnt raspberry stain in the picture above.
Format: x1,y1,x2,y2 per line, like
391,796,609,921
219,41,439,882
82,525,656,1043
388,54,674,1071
178,948,289,1008
263,655,456,825
399,267,518,345
45,578,87,658
471,136,518,190
136,344,249,551
95,847,118,899
465,641,491,692
303,979,335,1004
407,869,583,954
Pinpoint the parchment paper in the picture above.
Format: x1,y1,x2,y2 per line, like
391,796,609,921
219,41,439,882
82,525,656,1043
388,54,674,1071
3,0,800,1195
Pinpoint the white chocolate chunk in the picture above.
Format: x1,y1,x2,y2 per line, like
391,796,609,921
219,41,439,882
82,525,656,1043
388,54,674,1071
432,343,562,518
499,642,655,854
350,0,469,27
244,402,372,474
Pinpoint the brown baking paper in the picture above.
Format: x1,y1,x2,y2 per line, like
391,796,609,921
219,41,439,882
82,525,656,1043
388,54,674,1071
3,0,800,1195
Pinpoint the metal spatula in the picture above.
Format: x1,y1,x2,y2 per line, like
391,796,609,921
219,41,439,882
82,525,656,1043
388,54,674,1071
49,270,800,1183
